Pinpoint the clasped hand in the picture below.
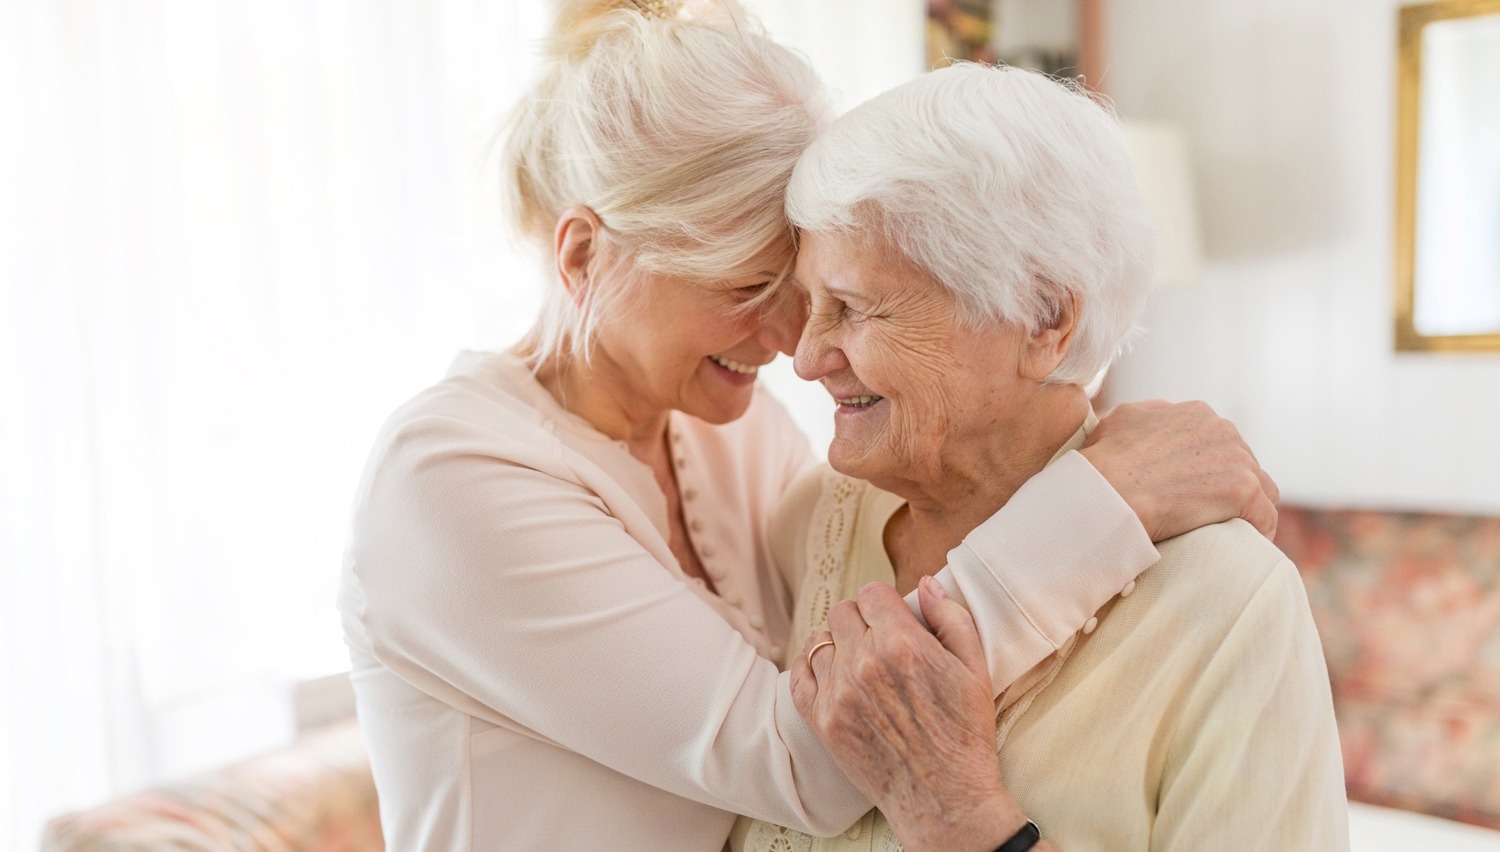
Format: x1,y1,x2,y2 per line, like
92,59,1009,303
790,580,1030,852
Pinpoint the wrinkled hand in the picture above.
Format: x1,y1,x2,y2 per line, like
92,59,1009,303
1081,399,1280,541
790,579,1030,852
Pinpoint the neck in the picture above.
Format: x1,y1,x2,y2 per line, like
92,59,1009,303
528,348,671,460
884,385,1090,591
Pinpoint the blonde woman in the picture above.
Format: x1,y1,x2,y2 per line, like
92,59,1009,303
338,2,1281,849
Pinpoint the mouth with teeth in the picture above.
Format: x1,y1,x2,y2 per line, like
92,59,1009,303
709,354,759,375
707,354,762,386
836,394,885,408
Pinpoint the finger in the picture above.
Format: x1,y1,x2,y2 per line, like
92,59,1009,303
789,651,818,719
917,576,990,686
826,597,870,647
852,582,923,635
1257,464,1281,507
1242,488,1279,540
803,629,835,684
802,629,832,653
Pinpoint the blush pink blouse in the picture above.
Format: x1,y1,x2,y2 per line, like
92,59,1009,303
338,350,1158,851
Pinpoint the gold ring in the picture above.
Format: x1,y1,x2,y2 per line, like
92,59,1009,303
807,639,835,661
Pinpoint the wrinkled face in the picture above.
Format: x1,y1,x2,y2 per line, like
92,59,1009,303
793,229,1035,486
590,251,806,426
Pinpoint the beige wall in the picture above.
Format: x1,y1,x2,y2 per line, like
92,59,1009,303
1106,0,1500,513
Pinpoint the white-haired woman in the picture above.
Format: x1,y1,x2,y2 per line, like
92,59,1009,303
733,64,1348,852
338,2,1281,849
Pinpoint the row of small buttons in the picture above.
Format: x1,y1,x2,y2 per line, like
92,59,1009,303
673,430,779,659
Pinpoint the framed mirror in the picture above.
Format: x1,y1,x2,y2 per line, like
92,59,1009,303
1395,0,1500,352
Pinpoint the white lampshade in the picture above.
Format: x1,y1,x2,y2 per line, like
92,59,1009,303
1121,121,1205,290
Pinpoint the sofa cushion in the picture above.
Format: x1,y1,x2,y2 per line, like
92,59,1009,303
41,721,382,851
1276,506,1500,830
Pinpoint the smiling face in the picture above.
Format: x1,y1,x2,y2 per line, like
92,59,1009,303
589,253,806,428
792,228,1056,491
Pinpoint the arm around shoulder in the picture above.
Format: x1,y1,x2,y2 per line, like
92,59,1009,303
917,451,1160,695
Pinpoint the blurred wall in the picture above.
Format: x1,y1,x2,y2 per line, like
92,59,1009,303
1105,0,1500,513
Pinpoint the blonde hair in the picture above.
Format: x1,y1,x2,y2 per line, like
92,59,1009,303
501,0,829,367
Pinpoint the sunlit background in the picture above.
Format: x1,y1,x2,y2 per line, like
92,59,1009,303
4,1,1499,849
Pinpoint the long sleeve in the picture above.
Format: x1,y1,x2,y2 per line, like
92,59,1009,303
349,411,870,835
771,450,1160,698
912,450,1160,694
1153,558,1350,851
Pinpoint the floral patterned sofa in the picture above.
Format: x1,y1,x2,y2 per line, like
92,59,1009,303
1275,505,1500,832
40,721,382,851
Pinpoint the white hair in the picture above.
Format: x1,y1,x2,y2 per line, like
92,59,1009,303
785,63,1157,385
499,0,829,367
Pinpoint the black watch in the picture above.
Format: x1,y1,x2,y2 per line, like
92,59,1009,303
993,819,1040,852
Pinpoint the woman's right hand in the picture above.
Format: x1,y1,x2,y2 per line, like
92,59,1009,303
1080,400,1279,542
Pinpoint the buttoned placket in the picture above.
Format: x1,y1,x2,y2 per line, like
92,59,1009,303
670,425,778,657
671,431,723,585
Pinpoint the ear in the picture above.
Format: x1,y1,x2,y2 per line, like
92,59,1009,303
554,205,604,305
1019,291,1081,381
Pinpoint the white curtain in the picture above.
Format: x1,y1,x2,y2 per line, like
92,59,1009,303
0,2,550,846
0,1,917,847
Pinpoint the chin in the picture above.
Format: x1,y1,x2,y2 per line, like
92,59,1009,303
826,438,873,480
828,430,913,489
686,393,755,426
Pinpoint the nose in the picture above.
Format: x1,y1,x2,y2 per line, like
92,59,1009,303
793,313,846,382
756,286,808,357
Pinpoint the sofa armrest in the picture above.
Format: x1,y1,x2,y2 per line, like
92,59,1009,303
41,721,382,851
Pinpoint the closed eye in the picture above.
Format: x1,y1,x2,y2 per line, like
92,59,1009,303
728,282,773,303
810,299,863,327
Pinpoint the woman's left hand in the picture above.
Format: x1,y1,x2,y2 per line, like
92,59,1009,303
790,579,1033,852
1081,399,1280,541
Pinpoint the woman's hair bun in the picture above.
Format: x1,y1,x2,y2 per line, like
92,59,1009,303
546,0,686,62
630,0,685,18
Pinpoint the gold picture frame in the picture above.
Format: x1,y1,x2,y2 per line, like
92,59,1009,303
1394,0,1500,352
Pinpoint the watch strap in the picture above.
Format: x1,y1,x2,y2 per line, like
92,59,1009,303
993,819,1041,852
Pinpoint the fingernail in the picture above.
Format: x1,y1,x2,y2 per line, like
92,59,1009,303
923,576,948,601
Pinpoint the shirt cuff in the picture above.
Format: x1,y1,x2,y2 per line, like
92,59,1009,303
903,450,1160,693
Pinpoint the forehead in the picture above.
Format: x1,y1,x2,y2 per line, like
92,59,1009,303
794,229,933,298
724,235,796,284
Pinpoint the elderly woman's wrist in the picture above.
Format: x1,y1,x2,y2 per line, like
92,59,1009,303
893,791,1030,852
1075,444,1159,537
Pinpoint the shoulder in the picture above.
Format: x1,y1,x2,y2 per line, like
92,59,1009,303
1104,519,1316,674
1149,518,1296,615
355,353,583,513
382,351,553,442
